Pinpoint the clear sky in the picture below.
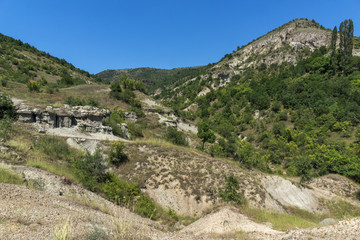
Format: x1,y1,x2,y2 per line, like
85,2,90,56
0,0,359,74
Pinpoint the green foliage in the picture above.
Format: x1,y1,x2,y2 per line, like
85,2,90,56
236,140,255,168
0,119,13,140
0,94,16,120
197,121,215,149
57,70,86,87
218,174,245,205
109,141,128,166
64,96,99,107
102,107,125,137
0,78,8,87
127,122,144,138
165,126,188,146
26,80,41,92
103,173,139,206
0,167,24,185
34,136,71,161
134,195,156,219
72,149,107,191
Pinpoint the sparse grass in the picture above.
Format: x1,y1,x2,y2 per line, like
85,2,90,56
242,206,320,231
111,216,129,240
70,194,113,216
53,217,72,240
326,198,360,219
0,167,24,185
26,159,78,182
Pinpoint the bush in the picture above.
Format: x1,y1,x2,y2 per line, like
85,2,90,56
127,122,144,138
218,174,245,205
0,120,13,140
279,111,288,121
102,108,125,136
0,94,16,120
103,174,139,206
109,141,128,166
134,195,156,219
27,80,41,92
73,149,107,191
0,78,7,87
272,101,282,113
165,127,188,146
64,96,99,107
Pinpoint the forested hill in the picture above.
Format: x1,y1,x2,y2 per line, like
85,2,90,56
0,33,98,88
155,18,360,185
96,66,209,93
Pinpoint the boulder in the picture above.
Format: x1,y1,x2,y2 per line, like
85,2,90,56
120,123,131,139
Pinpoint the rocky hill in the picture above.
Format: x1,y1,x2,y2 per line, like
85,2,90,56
154,18,360,101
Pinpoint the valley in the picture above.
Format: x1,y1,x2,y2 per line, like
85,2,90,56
1,18,360,239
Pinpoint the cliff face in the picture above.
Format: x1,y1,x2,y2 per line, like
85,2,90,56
17,104,112,134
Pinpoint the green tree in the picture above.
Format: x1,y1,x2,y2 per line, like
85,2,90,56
218,174,245,205
330,26,338,65
165,126,188,146
339,19,354,67
109,141,128,166
197,121,215,150
0,94,16,119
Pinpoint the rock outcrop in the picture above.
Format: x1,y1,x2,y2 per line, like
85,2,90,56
17,104,112,134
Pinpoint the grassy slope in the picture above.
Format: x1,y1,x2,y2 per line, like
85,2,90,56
0,33,95,84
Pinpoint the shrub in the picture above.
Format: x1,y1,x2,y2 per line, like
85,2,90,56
64,96,99,107
272,122,286,137
279,111,288,121
102,108,125,136
109,141,128,166
0,120,13,140
272,101,282,113
73,149,107,191
127,122,144,138
0,78,7,87
27,80,41,92
165,126,188,146
0,94,16,120
103,174,139,206
134,195,156,219
218,174,245,205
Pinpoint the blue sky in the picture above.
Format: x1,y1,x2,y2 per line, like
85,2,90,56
0,0,359,74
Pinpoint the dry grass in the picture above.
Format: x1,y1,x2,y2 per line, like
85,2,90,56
53,217,73,240
70,194,113,216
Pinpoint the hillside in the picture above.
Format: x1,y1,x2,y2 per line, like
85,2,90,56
1,18,360,240
155,19,360,104
97,66,209,93
149,18,360,187
0,33,98,88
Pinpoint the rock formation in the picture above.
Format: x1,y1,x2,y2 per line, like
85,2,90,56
17,104,112,134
